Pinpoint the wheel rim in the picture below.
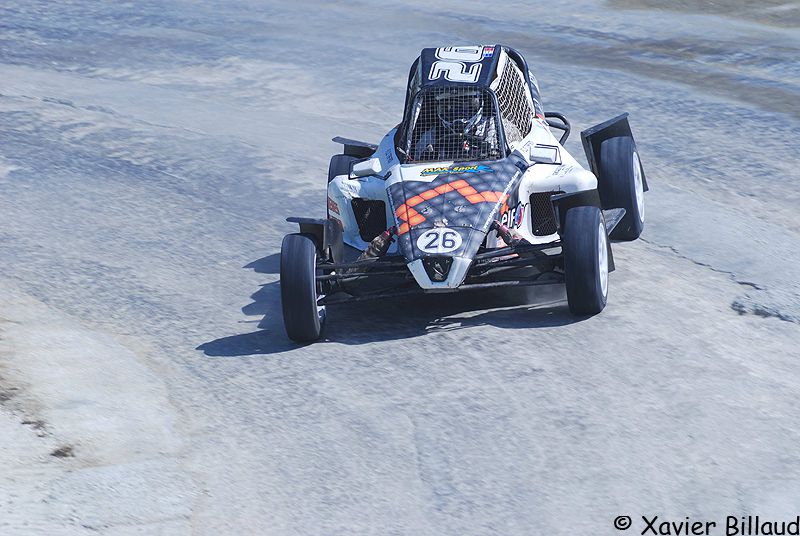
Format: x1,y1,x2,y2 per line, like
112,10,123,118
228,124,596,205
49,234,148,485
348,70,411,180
632,151,645,223
313,252,326,328
598,220,608,297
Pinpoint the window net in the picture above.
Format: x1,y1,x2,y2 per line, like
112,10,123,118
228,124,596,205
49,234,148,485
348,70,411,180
492,55,533,146
407,86,502,163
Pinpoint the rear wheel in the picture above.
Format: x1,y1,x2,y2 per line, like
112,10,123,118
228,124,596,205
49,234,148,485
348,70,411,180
280,233,325,342
328,154,358,183
598,136,644,240
563,206,608,315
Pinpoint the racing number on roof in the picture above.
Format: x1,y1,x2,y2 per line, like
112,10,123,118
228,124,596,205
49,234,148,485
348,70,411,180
429,46,485,84
436,46,484,62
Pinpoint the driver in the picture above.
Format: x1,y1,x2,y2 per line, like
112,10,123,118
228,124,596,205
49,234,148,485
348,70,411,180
413,90,497,161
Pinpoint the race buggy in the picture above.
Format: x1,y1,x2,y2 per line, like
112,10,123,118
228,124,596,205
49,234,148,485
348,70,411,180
280,45,647,342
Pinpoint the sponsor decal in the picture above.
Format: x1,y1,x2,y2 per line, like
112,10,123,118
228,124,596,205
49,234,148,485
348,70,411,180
327,196,340,214
500,201,527,229
420,164,495,176
416,227,462,254
483,46,495,58
553,164,578,176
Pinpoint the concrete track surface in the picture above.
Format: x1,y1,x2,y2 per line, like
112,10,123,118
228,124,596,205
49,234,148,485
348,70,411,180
1,1,799,534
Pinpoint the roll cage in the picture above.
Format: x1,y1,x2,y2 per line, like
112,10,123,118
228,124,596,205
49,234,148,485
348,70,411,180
402,86,506,163
396,45,544,164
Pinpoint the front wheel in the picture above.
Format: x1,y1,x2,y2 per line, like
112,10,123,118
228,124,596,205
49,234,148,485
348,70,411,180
598,136,645,240
280,233,325,342
563,206,609,315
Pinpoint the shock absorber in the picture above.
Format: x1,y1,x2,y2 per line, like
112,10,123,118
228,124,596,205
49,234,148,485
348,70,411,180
355,226,397,262
491,220,514,246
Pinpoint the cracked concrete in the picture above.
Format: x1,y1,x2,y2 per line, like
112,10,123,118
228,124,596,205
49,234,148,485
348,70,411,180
640,236,797,324
640,237,767,291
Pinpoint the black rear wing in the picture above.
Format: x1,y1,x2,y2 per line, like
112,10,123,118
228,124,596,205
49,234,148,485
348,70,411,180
580,113,649,192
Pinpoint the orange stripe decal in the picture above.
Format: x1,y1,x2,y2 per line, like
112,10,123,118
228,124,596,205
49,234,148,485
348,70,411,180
406,195,425,207
394,181,509,235
481,192,500,203
434,184,455,194
420,190,438,200
457,185,478,196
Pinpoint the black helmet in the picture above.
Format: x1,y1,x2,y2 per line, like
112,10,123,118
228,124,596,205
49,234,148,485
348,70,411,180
436,91,484,135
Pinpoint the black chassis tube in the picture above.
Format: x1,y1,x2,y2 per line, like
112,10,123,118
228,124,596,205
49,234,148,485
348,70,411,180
316,240,564,281
314,242,567,309
318,276,561,305
544,111,571,145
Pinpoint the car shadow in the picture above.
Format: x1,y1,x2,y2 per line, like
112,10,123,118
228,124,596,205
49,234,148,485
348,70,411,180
244,253,280,274
323,284,580,344
197,262,585,357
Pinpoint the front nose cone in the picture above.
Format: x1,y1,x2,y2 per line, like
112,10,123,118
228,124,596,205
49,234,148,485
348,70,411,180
422,256,453,282
407,256,473,289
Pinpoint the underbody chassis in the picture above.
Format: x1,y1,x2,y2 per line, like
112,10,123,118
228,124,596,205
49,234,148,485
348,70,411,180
318,242,563,305
314,208,624,306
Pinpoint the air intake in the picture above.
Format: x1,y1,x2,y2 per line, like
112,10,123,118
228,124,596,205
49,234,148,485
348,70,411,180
350,199,387,242
422,256,453,282
529,191,563,236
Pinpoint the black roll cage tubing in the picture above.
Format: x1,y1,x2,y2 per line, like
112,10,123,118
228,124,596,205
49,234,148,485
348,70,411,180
544,111,571,145
398,47,573,160
400,87,509,163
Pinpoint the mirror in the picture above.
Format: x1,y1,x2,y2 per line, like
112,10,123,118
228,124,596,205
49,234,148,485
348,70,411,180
529,144,562,165
351,158,382,178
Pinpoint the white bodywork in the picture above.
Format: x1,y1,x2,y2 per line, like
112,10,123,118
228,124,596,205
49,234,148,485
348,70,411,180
326,46,600,289
327,122,598,254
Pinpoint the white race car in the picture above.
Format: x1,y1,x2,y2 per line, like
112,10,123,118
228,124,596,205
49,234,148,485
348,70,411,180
281,45,647,341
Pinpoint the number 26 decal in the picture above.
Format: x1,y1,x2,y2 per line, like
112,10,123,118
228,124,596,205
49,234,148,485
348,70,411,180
416,228,463,254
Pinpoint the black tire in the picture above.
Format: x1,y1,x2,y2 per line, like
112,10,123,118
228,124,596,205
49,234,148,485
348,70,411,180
328,154,357,183
563,206,609,315
598,136,645,240
280,233,325,342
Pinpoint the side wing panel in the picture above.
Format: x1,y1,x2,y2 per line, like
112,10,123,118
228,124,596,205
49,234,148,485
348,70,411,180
580,113,649,194
332,136,378,159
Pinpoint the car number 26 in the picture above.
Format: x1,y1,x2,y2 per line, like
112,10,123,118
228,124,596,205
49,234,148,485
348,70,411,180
416,228,463,254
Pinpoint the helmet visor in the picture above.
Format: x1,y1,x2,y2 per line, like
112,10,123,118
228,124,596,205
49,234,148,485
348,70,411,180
437,94,483,128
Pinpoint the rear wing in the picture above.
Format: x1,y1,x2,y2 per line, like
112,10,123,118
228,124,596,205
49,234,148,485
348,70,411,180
580,113,649,192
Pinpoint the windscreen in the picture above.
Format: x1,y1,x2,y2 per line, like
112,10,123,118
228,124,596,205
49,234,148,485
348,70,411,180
406,86,503,163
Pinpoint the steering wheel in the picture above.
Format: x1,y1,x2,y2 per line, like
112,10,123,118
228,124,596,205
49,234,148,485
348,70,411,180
438,133,495,159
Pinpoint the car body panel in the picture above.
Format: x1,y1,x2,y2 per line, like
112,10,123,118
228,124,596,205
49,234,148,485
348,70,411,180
322,44,638,290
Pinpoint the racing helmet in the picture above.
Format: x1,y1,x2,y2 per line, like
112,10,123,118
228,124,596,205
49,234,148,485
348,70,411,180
435,91,484,135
